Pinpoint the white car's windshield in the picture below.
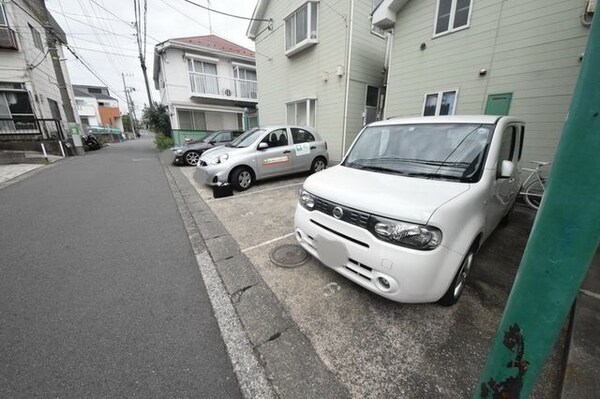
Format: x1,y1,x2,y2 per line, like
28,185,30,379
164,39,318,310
343,123,494,183
227,128,265,148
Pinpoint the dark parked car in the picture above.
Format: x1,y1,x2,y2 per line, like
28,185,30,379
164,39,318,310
173,130,244,166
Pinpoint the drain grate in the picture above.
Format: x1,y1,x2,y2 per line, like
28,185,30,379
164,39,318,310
269,244,309,268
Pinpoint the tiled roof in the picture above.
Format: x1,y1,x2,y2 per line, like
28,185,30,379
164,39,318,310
170,34,255,58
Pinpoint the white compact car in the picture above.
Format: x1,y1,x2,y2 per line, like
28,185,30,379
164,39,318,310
294,116,524,306
195,125,329,191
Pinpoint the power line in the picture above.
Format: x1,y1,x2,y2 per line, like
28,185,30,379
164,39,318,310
178,0,270,22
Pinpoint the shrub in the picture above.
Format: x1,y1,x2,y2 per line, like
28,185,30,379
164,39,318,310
154,133,174,150
143,102,172,137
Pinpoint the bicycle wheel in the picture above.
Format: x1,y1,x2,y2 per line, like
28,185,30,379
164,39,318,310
524,178,546,209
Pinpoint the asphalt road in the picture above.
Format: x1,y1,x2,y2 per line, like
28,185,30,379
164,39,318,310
0,137,241,398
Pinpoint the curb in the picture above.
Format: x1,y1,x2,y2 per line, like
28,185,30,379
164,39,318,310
159,153,349,398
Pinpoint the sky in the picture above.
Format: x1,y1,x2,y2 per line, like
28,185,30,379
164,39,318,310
46,0,258,115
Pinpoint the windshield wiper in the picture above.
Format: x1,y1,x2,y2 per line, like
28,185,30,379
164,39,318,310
358,165,406,175
406,172,464,181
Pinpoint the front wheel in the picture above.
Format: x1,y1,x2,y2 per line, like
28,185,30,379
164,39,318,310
231,167,253,191
523,179,546,210
311,157,327,173
438,250,475,307
184,151,201,166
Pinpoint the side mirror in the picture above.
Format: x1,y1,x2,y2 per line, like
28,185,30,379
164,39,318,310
258,142,268,150
499,160,515,178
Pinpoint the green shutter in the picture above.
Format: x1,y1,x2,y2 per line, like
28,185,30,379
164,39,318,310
485,93,513,115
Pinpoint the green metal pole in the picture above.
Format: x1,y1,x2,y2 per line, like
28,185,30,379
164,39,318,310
475,9,600,399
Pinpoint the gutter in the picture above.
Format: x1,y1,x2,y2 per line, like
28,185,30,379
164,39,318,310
341,0,355,159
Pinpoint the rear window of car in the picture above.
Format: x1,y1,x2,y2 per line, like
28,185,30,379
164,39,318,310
291,128,315,144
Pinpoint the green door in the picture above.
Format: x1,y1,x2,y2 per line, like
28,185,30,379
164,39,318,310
485,93,513,115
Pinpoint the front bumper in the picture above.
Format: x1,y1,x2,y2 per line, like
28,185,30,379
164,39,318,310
294,205,463,303
173,154,185,165
194,163,231,186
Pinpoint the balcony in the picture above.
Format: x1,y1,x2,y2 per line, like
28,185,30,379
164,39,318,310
189,72,258,103
0,27,18,50
0,117,65,140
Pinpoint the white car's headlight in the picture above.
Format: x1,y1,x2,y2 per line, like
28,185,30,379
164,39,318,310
175,149,183,154
298,189,315,210
369,216,442,250
210,154,229,165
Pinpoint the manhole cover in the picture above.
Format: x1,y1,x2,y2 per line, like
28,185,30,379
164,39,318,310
269,244,309,268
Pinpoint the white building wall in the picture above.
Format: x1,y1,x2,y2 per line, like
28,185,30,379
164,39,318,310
251,0,387,161
1,0,79,129
159,47,249,130
384,0,590,164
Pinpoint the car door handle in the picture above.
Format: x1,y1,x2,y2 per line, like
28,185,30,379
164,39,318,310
310,146,316,150
283,150,291,154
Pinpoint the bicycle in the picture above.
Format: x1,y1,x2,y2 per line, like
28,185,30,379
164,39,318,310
519,161,551,210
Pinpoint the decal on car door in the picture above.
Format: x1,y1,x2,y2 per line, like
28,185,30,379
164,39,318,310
262,156,289,166
294,143,310,156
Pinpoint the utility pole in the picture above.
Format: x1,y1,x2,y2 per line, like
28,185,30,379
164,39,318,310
122,73,138,138
134,0,153,107
475,7,599,398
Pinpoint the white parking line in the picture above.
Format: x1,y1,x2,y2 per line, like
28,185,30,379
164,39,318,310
242,232,295,253
206,182,304,203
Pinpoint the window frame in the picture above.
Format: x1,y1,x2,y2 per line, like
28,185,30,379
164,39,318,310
286,98,317,127
421,89,459,116
284,1,319,57
432,0,473,38
0,3,9,27
28,23,44,50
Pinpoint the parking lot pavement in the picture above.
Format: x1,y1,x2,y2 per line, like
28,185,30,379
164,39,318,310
178,166,566,397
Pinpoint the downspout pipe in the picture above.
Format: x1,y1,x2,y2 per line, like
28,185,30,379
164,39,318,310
341,0,355,160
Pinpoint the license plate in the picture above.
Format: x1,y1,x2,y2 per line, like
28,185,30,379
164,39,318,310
315,236,348,268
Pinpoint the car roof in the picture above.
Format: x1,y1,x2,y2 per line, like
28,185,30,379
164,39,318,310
370,115,524,127
259,125,317,132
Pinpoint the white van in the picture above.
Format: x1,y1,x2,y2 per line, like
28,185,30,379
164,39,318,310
294,116,524,306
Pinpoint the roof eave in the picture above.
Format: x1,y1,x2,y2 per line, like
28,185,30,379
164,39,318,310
246,0,269,40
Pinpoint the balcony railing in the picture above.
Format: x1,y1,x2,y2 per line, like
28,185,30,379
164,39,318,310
189,72,258,102
0,27,18,50
0,117,65,140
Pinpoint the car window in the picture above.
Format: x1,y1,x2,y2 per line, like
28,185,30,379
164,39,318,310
216,132,231,142
261,129,289,148
291,128,315,144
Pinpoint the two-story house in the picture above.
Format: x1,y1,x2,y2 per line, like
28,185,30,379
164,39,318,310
153,35,258,145
246,0,389,161
0,0,79,144
73,85,123,133
373,0,595,163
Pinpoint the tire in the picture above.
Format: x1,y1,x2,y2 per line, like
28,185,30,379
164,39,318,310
184,151,201,166
311,157,327,173
524,178,546,210
438,250,475,307
231,167,253,191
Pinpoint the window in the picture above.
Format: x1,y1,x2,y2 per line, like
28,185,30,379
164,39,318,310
213,132,232,142
28,23,43,50
423,90,457,116
286,99,316,127
285,2,318,56
48,98,61,120
291,128,315,144
188,59,219,95
261,129,289,148
234,66,257,99
88,88,102,94
177,109,206,130
434,0,472,36
0,90,36,133
0,3,7,27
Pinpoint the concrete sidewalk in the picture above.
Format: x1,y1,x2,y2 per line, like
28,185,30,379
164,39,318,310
0,154,65,186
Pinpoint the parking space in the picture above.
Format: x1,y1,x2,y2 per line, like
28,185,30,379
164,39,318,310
180,166,565,397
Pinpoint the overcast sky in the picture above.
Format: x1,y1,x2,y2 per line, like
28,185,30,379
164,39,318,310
46,0,258,114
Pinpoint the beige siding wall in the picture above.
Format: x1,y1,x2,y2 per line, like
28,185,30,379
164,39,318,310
385,0,590,163
253,0,387,161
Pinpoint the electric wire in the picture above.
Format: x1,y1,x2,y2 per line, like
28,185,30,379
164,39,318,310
178,0,270,22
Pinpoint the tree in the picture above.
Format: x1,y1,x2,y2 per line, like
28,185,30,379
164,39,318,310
142,102,172,137
122,114,132,132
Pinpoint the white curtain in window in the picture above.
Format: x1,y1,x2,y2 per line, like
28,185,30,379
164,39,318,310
296,101,307,125
440,91,456,115
424,94,438,116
